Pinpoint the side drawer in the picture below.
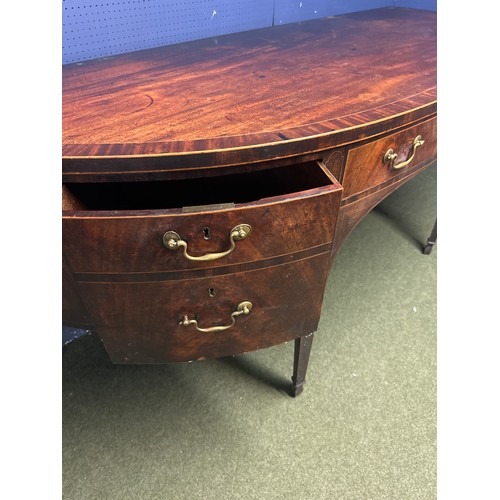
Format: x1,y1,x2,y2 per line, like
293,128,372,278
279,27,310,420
75,253,331,363
342,117,437,199
62,161,342,273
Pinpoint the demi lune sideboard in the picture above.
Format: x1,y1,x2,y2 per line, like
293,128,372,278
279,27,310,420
62,7,437,396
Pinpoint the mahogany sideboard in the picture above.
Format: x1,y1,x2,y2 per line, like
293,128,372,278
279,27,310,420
62,7,437,396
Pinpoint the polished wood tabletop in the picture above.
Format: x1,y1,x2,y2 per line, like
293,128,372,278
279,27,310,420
63,7,436,168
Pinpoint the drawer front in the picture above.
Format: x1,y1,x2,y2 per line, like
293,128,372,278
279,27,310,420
342,117,437,199
63,164,342,273
76,254,330,363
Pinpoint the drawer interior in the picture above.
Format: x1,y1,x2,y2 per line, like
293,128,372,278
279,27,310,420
63,161,334,211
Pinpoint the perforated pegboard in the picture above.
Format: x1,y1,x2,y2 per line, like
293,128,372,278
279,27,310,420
62,0,274,64
396,0,436,10
273,0,392,26
62,1,435,64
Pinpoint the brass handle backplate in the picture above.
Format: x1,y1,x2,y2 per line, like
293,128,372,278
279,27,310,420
383,135,425,170
180,301,253,333
163,224,251,262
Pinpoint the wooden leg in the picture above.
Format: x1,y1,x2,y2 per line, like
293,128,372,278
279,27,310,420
423,219,437,255
291,332,314,397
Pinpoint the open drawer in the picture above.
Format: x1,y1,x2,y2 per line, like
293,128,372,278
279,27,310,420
62,161,342,273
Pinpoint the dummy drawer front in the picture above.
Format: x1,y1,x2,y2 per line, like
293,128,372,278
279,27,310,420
342,117,437,199
76,252,331,363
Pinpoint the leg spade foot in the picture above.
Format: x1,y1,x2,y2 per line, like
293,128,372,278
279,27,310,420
423,219,437,255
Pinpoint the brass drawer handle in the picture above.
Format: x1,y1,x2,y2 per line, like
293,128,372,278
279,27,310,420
180,301,253,333
163,224,252,262
383,135,425,170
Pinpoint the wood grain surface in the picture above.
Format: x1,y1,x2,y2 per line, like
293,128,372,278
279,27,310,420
62,162,342,274
62,7,436,177
341,117,437,199
78,253,331,363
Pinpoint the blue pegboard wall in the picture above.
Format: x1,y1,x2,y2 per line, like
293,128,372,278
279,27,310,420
396,0,436,10
62,1,436,64
274,0,390,25
62,0,274,64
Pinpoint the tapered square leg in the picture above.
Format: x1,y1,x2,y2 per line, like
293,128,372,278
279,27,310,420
291,332,314,397
423,219,437,255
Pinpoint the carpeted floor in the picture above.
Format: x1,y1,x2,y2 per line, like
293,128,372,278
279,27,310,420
62,162,437,500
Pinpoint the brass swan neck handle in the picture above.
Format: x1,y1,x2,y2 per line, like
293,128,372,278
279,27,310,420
180,301,253,333
163,224,251,262
383,135,425,170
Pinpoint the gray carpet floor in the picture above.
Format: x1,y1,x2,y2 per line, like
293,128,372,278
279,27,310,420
63,162,437,500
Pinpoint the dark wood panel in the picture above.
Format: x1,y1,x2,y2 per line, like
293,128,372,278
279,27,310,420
331,162,432,261
72,243,332,283
342,117,437,199
62,256,92,327
77,253,331,363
